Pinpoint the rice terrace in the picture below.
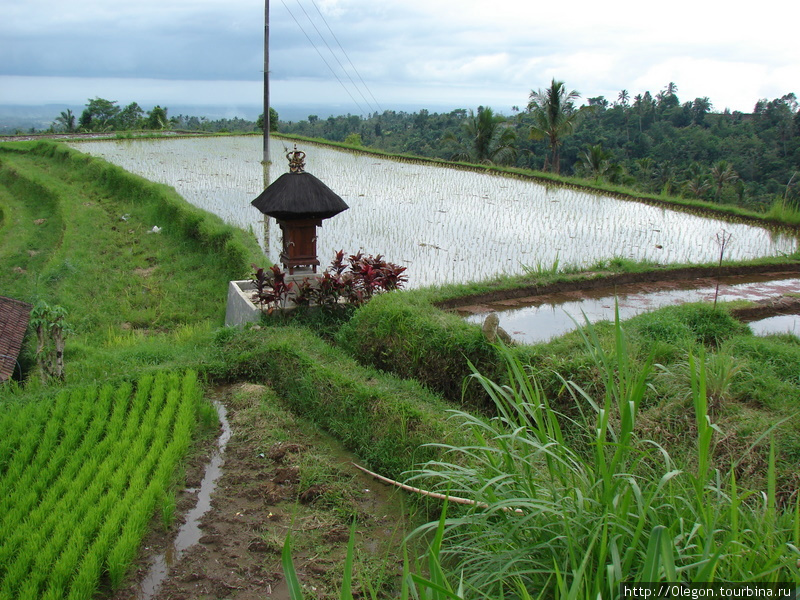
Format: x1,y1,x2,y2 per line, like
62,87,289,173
1,132,800,600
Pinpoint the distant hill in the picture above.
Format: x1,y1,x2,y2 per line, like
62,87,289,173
0,101,484,132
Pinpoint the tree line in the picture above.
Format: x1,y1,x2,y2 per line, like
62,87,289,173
280,81,799,212
51,98,279,135
50,85,799,211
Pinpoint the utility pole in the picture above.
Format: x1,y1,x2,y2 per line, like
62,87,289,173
263,0,270,165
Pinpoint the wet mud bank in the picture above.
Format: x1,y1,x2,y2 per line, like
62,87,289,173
113,383,416,600
731,294,800,321
135,401,232,600
440,263,800,312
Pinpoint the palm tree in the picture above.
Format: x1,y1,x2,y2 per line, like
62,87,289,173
54,109,76,133
578,144,612,181
710,160,738,201
617,89,630,108
444,106,517,165
684,163,712,199
527,79,586,174
635,157,655,191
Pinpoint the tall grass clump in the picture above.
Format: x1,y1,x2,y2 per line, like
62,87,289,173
410,314,800,598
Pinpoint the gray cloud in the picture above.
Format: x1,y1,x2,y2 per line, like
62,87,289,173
1,0,797,113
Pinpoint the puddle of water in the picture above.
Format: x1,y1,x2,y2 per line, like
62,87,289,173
463,276,800,344
137,399,231,600
747,313,800,337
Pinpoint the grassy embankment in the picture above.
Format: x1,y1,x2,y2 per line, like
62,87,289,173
1,139,799,597
0,141,468,599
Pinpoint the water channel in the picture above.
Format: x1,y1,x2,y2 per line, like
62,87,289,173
136,400,232,600
460,274,800,344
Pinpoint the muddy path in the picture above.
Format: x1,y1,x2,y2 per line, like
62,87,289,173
113,383,418,600
437,263,800,311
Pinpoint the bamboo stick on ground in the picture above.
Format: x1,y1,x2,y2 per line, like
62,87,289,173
352,462,523,514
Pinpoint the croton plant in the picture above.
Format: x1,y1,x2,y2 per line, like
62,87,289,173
251,250,407,313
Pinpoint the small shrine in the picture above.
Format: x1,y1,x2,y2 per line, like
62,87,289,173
251,147,349,274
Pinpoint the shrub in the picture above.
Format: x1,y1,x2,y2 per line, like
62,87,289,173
410,322,800,597
336,292,501,408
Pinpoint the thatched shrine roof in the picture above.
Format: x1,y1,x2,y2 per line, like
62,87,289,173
251,171,349,220
251,146,349,220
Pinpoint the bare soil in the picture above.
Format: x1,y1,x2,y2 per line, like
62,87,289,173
0,131,206,143
437,264,800,311
112,383,414,600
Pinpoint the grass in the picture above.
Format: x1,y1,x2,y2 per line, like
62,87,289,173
408,319,800,597
212,324,471,479
2,137,800,598
0,140,263,385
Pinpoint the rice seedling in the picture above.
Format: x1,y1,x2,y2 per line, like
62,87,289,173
71,137,797,288
0,370,202,599
408,315,800,597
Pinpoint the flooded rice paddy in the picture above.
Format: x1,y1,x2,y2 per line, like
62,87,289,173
461,274,800,344
70,137,797,288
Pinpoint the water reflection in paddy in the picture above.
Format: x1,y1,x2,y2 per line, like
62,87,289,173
462,276,800,344
69,137,797,288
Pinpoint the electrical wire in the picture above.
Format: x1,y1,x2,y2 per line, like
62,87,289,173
293,0,379,115
280,0,381,117
310,0,383,114
281,0,367,115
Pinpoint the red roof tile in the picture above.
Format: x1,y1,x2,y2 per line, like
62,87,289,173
0,296,32,382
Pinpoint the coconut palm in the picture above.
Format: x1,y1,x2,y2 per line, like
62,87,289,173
54,109,76,133
684,164,712,199
710,160,738,201
578,143,612,181
444,106,518,165
527,79,586,174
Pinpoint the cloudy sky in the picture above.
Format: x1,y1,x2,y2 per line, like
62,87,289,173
1,0,797,118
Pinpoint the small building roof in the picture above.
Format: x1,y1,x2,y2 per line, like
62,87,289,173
0,296,32,382
251,147,349,221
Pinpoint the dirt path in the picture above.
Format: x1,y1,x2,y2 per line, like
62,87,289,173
113,383,416,600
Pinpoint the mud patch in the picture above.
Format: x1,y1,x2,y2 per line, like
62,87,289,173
113,383,415,600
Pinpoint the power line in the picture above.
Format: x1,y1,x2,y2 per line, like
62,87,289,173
310,0,383,114
281,0,367,115
293,0,379,115
280,0,383,117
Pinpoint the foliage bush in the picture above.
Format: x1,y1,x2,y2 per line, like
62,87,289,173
212,325,468,479
251,250,408,313
335,291,503,409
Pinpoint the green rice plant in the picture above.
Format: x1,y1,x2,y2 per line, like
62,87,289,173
65,550,101,600
521,251,561,277
409,316,800,598
0,370,201,599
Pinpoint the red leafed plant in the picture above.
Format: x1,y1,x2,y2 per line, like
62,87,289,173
254,251,407,313
251,264,293,314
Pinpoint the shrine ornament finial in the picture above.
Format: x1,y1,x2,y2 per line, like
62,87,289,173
287,145,306,173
